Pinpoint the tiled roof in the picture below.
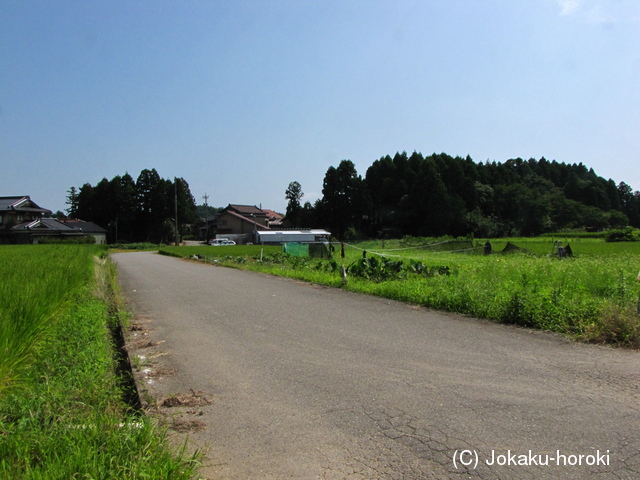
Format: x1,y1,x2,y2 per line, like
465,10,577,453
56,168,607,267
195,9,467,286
59,219,107,233
261,209,284,220
221,209,271,230
11,218,81,232
0,196,51,214
226,204,267,216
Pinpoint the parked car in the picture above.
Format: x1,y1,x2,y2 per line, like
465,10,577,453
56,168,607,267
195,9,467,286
209,238,236,246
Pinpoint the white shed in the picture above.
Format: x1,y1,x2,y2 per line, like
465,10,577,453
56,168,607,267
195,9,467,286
255,229,330,245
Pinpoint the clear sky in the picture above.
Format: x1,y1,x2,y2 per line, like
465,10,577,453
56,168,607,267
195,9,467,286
2,0,639,215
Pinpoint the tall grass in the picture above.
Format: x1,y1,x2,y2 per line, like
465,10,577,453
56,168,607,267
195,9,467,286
346,241,640,345
0,245,102,396
0,245,199,479
161,240,640,347
159,244,281,260
354,254,638,330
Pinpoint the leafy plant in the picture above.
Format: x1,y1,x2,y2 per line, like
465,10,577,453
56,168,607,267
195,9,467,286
347,256,405,282
605,227,639,242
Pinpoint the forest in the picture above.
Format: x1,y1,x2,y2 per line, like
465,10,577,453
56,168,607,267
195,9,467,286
66,168,197,243
287,152,640,240
67,154,640,244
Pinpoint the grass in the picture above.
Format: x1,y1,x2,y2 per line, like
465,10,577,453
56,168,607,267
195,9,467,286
0,245,199,479
0,245,102,396
160,244,282,259
159,238,640,348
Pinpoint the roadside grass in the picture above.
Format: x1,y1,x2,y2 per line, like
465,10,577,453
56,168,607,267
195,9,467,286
159,244,282,261
108,242,163,252
0,245,199,479
160,239,640,348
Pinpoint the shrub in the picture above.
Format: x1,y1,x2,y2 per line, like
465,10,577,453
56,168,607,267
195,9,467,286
39,235,96,244
110,242,161,250
581,305,640,348
604,227,638,242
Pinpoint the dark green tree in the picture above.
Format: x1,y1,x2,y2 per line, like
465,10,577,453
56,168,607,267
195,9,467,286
65,187,79,217
136,169,171,242
174,177,198,241
285,181,304,226
299,200,318,227
70,169,197,243
618,182,640,227
319,160,370,239
75,183,96,222
110,173,138,242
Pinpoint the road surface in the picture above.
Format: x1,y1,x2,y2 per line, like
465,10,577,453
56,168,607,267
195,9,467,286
113,251,640,480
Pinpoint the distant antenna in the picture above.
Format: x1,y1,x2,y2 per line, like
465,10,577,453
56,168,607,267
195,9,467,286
202,193,209,207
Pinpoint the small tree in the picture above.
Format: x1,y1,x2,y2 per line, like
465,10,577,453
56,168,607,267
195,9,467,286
65,186,79,217
285,181,304,226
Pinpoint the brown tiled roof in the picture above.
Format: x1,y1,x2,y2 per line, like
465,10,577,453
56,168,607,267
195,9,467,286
261,209,284,220
226,204,267,217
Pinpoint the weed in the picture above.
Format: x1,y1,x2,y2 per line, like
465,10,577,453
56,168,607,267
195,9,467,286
0,246,199,479
581,305,640,348
158,239,640,347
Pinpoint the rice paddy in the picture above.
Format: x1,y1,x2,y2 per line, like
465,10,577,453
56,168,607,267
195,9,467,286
0,245,198,479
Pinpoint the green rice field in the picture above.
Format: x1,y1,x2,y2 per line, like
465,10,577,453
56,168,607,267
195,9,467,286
0,245,198,479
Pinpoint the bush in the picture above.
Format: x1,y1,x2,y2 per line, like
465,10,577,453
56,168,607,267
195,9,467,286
581,305,640,348
109,242,161,250
39,235,96,244
604,227,639,242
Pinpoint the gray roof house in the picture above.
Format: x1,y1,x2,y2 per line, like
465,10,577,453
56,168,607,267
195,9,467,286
58,219,108,244
1,196,106,244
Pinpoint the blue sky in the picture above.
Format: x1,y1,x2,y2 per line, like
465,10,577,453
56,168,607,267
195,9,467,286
1,0,639,215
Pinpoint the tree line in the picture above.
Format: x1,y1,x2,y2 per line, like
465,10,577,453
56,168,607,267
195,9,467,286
286,152,640,239
66,168,197,243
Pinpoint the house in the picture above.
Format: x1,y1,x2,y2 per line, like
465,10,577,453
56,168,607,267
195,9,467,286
204,204,327,245
209,204,273,244
58,219,108,244
9,218,85,244
1,196,51,244
261,209,284,228
216,204,270,230
0,196,106,244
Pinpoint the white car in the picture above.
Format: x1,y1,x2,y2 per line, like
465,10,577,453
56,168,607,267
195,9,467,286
209,238,236,246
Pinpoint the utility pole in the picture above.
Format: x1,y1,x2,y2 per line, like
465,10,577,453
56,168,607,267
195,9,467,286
202,193,210,241
174,179,179,246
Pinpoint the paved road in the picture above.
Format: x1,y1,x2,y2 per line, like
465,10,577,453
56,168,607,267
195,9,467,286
113,252,640,480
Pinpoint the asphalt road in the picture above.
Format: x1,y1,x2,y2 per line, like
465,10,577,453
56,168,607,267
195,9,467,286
113,251,640,480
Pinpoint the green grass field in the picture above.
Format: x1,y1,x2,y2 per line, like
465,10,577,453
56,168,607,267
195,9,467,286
0,245,198,479
160,238,640,347
7,239,634,477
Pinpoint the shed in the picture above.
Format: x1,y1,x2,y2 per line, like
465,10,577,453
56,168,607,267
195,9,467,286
255,229,331,245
